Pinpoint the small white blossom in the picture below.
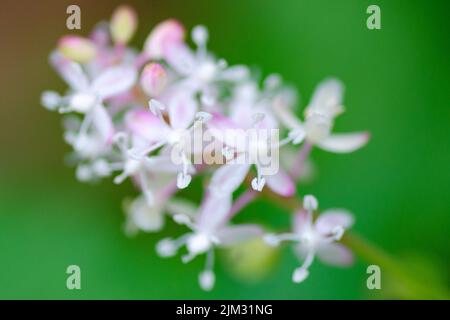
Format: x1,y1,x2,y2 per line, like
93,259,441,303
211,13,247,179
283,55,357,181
264,194,354,283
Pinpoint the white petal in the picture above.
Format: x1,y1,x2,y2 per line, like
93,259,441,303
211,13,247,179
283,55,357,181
50,52,89,91
317,243,354,266
168,91,197,129
165,45,196,75
91,104,114,143
315,209,354,235
307,78,344,117
127,195,164,232
216,224,263,246
209,163,250,195
196,193,232,232
317,132,370,153
265,169,296,197
92,65,137,99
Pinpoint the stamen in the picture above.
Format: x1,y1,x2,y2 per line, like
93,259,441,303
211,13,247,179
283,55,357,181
199,250,215,291
173,214,196,230
156,235,189,258
292,250,315,283
251,164,266,192
264,233,300,246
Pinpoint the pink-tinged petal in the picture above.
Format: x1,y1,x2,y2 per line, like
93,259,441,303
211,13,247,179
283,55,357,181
140,63,168,97
164,44,196,75
143,19,185,59
168,91,197,129
265,168,296,197
306,78,344,117
91,104,114,144
209,163,250,195
196,193,232,232
110,5,137,45
125,108,170,143
216,224,263,246
207,112,248,150
315,209,354,235
208,112,240,130
92,65,137,99
50,52,89,91
292,210,311,235
58,35,97,63
317,243,354,266
317,132,370,153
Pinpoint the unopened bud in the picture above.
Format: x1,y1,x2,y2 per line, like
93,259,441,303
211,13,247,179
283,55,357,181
58,35,96,63
110,5,137,45
140,63,167,96
144,19,185,58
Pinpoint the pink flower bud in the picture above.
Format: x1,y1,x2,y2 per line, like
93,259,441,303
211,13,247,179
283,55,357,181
110,5,137,45
58,35,96,63
143,19,185,59
140,63,168,97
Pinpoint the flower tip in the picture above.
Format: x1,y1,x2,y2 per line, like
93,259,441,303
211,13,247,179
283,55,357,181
140,63,167,97
156,238,177,257
110,5,138,45
177,173,192,189
199,270,215,291
58,35,96,63
192,25,208,47
303,195,318,211
148,99,166,115
292,268,309,283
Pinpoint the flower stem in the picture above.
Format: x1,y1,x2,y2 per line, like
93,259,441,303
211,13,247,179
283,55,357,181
290,142,312,180
228,189,257,219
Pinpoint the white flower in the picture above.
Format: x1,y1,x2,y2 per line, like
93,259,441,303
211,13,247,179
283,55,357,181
276,78,370,153
264,194,354,283
125,96,209,190
156,192,262,290
42,53,137,147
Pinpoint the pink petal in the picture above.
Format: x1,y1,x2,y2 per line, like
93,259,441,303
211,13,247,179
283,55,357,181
314,209,354,235
317,132,370,153
265,168,296,197
209,163,250,195
317,243,354,266
92,65,137,99
207,112,248,150
140,63,167,97
216,224,263,246
125,108,170,143
143,19,185,59
167,91,197,129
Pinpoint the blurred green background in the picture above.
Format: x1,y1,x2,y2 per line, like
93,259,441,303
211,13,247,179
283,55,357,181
0,0,449,299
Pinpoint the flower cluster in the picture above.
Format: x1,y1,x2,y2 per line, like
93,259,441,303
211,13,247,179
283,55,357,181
41,5,369,290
